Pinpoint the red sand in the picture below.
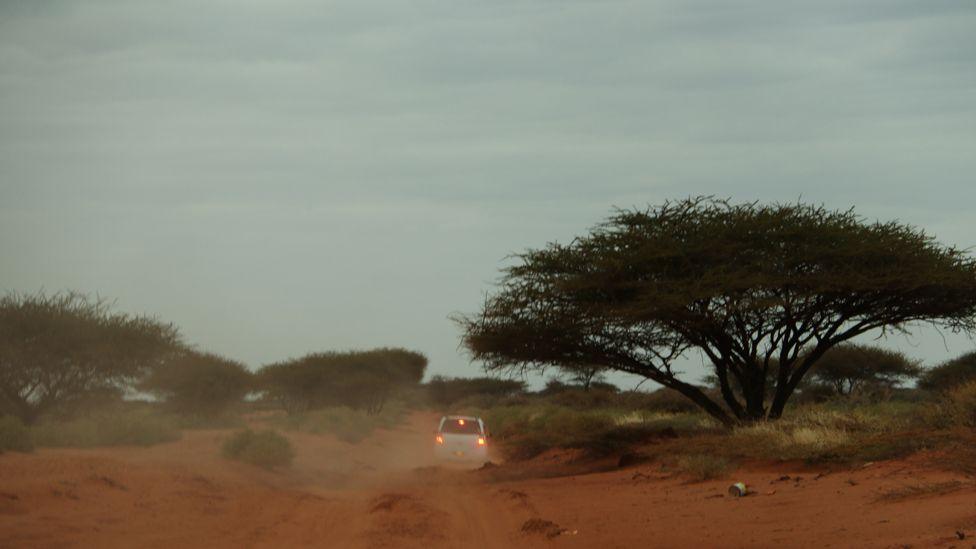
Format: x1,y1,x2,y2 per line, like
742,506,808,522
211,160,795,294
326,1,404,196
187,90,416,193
1,414,974,548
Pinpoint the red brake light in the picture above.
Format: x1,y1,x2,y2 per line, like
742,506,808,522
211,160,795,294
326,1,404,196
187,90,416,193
436,435,444,444
477,437,486,446
458,419,465,426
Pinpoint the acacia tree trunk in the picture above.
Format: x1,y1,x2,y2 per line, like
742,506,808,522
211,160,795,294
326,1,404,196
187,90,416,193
767,383,794,419
742,368,767,421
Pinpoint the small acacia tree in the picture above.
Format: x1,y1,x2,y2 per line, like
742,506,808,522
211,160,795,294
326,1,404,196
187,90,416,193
140,350,253,417
804,344,919,398
0,291,182,424
258,348,427,415
561,364,607,391
458,198,976,426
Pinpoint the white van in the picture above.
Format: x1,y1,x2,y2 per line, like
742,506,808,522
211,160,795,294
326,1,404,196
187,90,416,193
434,415,488,462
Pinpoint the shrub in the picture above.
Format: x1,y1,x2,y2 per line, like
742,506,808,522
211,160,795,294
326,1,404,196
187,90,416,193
222,429,295,469
0,415,34,452
31,409,180,447
729,422,850,461
675,454,732,481
617,410,717,433
485,405,669,459
722,402,933,462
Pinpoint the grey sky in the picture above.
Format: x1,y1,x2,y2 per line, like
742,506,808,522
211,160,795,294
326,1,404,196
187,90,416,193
2,0,974,386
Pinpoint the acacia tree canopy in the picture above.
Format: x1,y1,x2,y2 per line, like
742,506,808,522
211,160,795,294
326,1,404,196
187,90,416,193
805,344,920,397
0,291,183,424
140,350,253,416
257,348,427,415
458,198,976,426
919,351,976,392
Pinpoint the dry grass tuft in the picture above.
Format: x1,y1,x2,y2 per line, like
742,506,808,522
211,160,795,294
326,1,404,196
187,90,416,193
675,454,733,481
521,518,563,538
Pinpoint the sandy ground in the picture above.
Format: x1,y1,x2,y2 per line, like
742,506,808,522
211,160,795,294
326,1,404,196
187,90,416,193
1,412,975,549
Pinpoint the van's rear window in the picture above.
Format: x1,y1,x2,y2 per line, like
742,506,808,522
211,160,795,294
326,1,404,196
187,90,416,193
441,419,481,434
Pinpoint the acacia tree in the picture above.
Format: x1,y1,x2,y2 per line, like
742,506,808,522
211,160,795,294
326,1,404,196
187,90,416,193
918,351,976,392
258,348,427,415
804,344,919,397
140,350,253,417
458,198,976,426
0,292,182,424
562,364,607,390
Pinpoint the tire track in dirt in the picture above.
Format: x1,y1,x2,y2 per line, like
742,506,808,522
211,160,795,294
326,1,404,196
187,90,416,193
357,481,545,549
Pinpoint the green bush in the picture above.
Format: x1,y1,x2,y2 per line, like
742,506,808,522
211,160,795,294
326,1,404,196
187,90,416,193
0,415,34,452
31,409,180,448
222,429,294,469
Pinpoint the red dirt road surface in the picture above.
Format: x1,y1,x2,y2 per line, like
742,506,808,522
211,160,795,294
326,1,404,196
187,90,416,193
1,412,974,548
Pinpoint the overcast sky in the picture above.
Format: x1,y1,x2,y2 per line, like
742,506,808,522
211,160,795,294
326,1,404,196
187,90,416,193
2,0,974,387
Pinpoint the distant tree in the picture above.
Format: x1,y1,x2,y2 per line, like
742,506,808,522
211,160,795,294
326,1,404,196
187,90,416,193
539,378,618,395
257,348,427,415
562,364,607,391
805,344,919,398
426,376,526,408
0,291,182,424
140,351,253,417
918,351,976,392
537,379,573,396
538,378,619,409
458,198,976,426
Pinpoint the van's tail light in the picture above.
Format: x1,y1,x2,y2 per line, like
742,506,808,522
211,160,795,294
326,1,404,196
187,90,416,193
477,437,486,446
435,434,444,444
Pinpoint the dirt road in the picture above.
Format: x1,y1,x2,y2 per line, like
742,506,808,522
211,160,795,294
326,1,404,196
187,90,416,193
2,413,974,548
